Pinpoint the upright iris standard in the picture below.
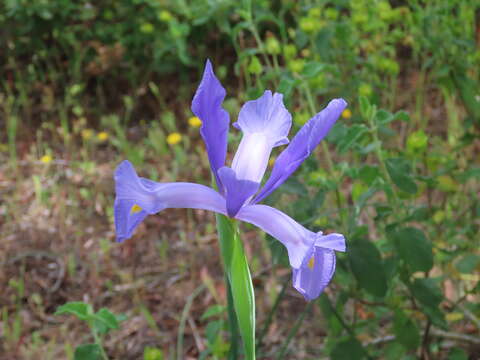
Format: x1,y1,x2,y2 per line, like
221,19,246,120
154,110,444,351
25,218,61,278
114,60,347,358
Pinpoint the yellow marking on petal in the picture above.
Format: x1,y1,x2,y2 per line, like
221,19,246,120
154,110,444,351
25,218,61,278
188,116,202,128
166,132,182,145
342,109,352,119
308,256,315,270
40,155,52,164
130,204,143,214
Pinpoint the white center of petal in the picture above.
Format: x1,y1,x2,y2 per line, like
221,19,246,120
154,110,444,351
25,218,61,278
231,132,271,184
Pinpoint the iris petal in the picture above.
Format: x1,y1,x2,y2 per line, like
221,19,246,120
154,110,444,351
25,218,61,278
217,167,259,217
231,91,291,184
191,60,230,192
114,160,227,242
235,204,316,269
292,247,336,301
254,98,347,203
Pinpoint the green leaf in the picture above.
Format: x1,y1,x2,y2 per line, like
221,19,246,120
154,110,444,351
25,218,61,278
359,95,371,119
386,158,418,194
393,311,420,350
93,308,119,334
455,254,480,273
392,227,433,272
331,337,364,360
55,302,92,321
410,278,443,308
447,348,469,360
348,240,387,297
301,61,326,78
201,305,226,320
337,124,368,153
216,215,255,360
74,344,102,360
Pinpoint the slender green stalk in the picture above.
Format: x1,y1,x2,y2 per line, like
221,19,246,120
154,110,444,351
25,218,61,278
257,277,289,350
176,285,205,360
89,321,109,360
275,302,313,359
226,279,240,359
303,83,346,225
216,214,256,360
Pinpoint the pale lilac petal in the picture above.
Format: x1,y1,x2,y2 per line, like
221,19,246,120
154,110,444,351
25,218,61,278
254,99,347,203
115,160,227,242
235,204,316,268
318,233,346,252
231,91,292,183
191,60,230,192
292,247,336,301
217,167,259,217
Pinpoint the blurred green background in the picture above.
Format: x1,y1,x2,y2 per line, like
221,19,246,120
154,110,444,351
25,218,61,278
0,0,479,359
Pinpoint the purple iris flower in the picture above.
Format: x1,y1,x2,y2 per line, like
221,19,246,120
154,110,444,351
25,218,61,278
114,60,347,301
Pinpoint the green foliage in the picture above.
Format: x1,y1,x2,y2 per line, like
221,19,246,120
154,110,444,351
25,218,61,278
56,302,125,359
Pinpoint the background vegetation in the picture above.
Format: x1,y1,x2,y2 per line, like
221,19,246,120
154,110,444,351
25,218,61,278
1,0,479,359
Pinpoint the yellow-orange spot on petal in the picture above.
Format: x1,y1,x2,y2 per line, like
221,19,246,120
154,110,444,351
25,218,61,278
308,256,315,270
130,204,143,214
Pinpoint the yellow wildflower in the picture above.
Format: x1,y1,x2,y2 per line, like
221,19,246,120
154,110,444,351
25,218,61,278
167,132,182,145
40,155,52,164
188,116,202,128
97,131,109,142
81,129,94,140
342,109,352,119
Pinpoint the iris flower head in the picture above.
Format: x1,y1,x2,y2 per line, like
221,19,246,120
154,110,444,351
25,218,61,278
114,60,347,301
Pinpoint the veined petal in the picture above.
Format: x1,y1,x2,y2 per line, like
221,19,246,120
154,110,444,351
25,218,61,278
231,91,292,183
254,98,347,203
318,233,346,252
191,60,230,192
235,204,316,269
292,247,336,301
115,160,227,242
217,167,259,217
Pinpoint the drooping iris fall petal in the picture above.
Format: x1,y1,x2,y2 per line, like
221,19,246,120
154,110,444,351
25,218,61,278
235,204,317,269
114,160,227,241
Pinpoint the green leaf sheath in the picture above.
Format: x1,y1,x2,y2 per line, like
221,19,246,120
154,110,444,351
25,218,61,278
216,214,256,360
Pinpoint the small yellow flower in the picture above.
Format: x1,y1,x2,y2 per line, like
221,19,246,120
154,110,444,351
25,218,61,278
97,131,109,142
40,155,52,164
81,129,94,140
166,132,182,145
342,109,352,119
188,116,202,128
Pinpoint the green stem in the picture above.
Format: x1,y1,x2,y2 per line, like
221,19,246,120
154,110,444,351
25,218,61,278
304,83,345,225
90,322,108,360
275,302,313,359
366,111,399,205
257,277,289,350
177,285,205,360
226,279,240,360
216,214,256,360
